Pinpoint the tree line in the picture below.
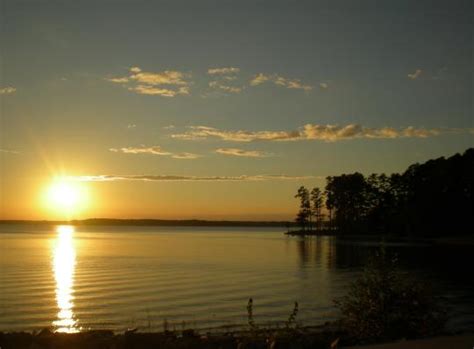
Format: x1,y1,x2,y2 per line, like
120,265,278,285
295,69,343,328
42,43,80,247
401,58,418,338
294,148,474,236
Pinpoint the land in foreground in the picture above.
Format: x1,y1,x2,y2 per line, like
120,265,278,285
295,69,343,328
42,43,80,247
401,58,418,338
0,329,472,349
344,333,474,349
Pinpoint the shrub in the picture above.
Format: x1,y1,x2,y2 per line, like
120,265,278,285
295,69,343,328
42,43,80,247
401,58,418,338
335,247,446,343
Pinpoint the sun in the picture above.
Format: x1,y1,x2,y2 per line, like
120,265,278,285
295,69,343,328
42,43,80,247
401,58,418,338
45,177,88,216
49,182,80,208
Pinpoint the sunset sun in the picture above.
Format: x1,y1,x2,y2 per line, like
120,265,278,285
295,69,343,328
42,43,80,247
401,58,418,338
45,178,88,215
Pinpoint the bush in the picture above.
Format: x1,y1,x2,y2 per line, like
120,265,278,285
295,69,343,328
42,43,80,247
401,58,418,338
335,247,446,343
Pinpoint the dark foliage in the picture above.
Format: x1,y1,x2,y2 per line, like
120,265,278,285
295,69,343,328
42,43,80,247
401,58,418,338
321,148,474,235
335,248,446,343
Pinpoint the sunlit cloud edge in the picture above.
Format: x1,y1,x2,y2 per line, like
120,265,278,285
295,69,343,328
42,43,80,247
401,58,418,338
171,124,474,142
67,174,319,182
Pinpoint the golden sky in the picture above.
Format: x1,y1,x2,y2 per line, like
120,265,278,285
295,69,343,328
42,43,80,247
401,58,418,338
1,1,472,220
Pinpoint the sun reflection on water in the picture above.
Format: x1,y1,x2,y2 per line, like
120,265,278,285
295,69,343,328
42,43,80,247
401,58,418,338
52,225,79,333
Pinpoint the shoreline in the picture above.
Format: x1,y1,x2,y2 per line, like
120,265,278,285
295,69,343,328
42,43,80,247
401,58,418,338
0,328,472,349
0,218,292,228
2,221,473,245
285,230,474,245
344,333,474,348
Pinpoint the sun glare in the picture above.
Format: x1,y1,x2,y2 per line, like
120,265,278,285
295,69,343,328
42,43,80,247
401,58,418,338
49,182,80,207
45,178,88,217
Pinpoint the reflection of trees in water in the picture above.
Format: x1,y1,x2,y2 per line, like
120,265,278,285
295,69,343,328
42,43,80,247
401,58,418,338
295,237,474,289
295,237,443,271
296,236,472,270
332,241,473,277
294,235,474,324
297,238,310,267
332,241,373,269
296,236,339,270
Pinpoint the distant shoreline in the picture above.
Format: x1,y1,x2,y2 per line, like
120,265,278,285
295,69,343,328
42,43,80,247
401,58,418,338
285,229,337,236
2,221,473,245
0,218,295,228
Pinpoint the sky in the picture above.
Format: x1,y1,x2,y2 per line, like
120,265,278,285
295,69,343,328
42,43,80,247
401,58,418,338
0,0,473,220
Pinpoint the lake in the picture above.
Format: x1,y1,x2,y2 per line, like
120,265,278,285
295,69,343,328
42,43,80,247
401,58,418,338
0,224,473,333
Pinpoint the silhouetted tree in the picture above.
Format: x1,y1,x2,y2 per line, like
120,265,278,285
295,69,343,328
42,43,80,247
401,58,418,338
325,180,335,231
398,148,474,235
295,148,474,236
325,173,369,233
365,174,397,233
295,186,311,231
310,187,324,231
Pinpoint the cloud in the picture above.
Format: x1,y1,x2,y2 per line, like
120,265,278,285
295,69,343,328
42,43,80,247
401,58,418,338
209,81,242,94
0,87,16,95
128,85,189,97
0,148,19,154
408,69,422,80
249,73,271,86
207,67,242,94
250,74,312,91
110,146,171,155
68,174,317,182
130,70,189,86
127,124,137,129
105,77,129,83
208,67,240,75
171,152,201,159
172,126,300,142
106,67,191,97
215,148,270,157
172,124,469,142
274,76,312,91
109,145,200,159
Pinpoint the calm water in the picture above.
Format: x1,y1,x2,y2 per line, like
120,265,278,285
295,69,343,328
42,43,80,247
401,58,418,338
0,224,473,333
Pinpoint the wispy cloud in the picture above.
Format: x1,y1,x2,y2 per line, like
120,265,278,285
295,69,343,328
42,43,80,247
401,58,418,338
171,152,201,159
0,148,19,154
249,73,271,86
319,82,329,89
209,81,242,93
301,124,444,140
0,87,16,95
109,146,200,159
208,67,240,75
207,67,242,94
128,85,189,97
129,68,189,86
127,124,137,129
105,77,129,83
106,67,191,97
250,73,313,91
69,174,317,182
216,148,270,157
172,124,470,142
408,69,422,80
110,146,170,155
172,126,299,142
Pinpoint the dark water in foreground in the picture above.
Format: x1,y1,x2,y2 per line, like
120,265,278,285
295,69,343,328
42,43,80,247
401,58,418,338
0,224,473,333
